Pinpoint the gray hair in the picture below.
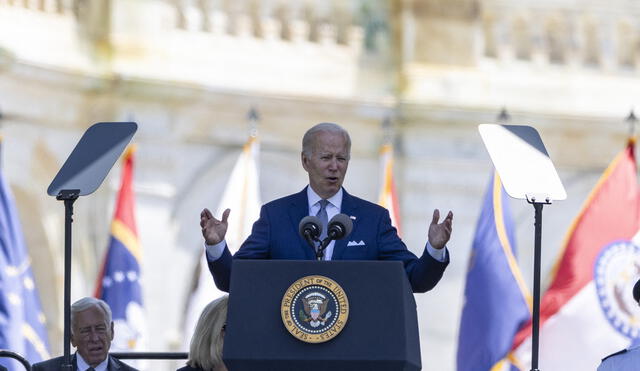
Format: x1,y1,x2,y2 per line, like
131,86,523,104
302,123,351,158
70,297,112,334
187,295,229,371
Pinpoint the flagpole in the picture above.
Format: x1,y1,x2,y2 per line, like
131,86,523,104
247,106,259,138
627,110,637,138
382,115,393,145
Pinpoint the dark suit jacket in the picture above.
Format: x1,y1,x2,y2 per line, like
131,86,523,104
31,353,138,371
209,187,449,293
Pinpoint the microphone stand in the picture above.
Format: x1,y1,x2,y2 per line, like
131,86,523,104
302,230,317,251
317,226,347,260
316,238,332,261
302,230,325,260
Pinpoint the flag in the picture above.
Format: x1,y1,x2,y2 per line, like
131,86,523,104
183,135,261,346
94,146,146,353
457,172,531,371
0,142,50,370
378,143,401,235
512,139,640,370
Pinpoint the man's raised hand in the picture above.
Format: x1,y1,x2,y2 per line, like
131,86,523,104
428,209,453,250
200,208,231,245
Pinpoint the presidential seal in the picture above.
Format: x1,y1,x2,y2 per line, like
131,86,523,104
281,275,349,343
594,240,640,339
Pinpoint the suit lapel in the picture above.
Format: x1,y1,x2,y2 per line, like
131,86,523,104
108,355,120,371
288,187,316,259
332,189,358,260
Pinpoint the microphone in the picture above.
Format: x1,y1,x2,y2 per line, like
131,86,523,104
326,213,353,241
299,216,322,246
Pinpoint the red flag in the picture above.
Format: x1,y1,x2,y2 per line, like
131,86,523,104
511,140,640,370
94,145,146,355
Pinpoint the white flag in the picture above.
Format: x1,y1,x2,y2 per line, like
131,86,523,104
182,136,261,347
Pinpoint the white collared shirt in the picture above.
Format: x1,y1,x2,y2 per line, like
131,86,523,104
77,352,108,371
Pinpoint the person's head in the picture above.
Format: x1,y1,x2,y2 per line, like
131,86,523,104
70,297,114,367
634,278,640,305
301,123,351,199
188,295,229,371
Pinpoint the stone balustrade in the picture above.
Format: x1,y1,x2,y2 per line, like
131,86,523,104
0,0,367,49
0,0,71,14
170,0,365,48
481,6,640,72
5,0,639,71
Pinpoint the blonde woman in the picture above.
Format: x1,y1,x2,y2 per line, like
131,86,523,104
178,295,229,371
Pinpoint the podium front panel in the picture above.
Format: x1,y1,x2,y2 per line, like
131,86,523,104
223,260,421,371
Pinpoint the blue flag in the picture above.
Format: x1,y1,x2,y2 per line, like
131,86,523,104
0,167,50,370
456,172,531,371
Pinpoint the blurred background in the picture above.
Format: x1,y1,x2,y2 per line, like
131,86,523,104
0,0,639,370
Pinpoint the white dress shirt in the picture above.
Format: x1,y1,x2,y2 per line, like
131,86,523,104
77,352,108,371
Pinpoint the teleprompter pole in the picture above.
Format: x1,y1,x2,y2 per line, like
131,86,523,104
47,122,137,370
478,124,566,371
529,199,547,371
57,189,79,371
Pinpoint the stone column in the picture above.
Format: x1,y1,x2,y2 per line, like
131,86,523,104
410,0,480,66
73,0,112,64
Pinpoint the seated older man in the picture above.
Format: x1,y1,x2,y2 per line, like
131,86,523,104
32,297,138,371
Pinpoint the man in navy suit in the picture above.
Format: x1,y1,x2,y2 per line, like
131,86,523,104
200,123,453,293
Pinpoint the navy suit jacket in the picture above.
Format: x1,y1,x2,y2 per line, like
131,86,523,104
31,353,138,371
209,187,449,293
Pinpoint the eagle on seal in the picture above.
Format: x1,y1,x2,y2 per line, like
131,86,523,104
302,293,332,327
